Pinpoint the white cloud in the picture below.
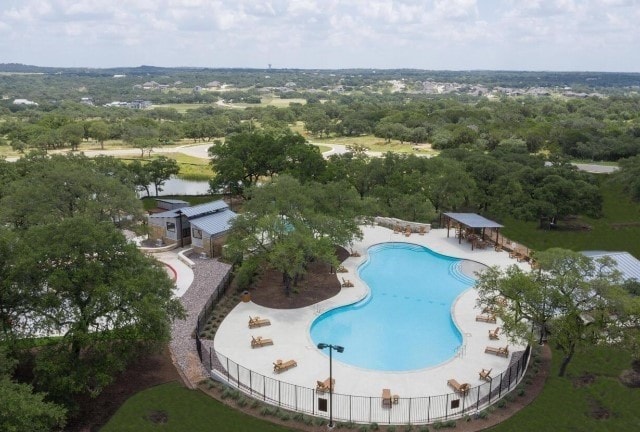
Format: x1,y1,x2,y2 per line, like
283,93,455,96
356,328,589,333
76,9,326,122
0,0,638,70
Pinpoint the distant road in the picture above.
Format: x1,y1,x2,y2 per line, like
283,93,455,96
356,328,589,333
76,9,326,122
4,144,621,175
571,163,619,174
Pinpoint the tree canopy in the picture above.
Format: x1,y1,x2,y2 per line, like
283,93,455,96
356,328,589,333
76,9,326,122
475,248,638,376
224,175,363,295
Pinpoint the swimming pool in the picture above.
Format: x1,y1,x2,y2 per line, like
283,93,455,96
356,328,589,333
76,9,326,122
310,243,475,371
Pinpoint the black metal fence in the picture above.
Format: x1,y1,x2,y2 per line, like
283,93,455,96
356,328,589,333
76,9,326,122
207,346,530,425
193,270,531,425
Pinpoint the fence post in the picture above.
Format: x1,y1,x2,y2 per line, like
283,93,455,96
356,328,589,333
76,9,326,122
408,397,412,424
209,347,212,371
445,393,449,420
236,363,240,386
278,380,281,406
488,379,493,403
226,357,230,381
249,370,253,395
476,386,480,411
369,397,372,423
498,372,503,398
428,396,431,423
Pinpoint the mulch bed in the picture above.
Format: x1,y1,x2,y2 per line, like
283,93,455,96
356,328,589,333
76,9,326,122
249,247,350,309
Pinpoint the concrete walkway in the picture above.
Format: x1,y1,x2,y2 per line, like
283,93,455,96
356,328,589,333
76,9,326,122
213,226,529,399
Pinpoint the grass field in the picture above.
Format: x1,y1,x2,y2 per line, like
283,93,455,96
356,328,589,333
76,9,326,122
312,135,438,155
101,382,297,432
489,345,640,432
502,179,640,258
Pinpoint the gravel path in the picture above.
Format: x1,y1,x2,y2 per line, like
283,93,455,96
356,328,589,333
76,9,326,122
169,256,232,387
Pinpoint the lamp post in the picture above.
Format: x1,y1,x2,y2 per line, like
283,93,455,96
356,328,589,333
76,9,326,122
317,343,344,428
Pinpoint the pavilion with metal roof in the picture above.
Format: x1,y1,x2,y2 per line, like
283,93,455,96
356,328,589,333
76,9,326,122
443,212,504,250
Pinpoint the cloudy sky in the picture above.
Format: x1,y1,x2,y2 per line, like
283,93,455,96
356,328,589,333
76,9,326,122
1,0,639,71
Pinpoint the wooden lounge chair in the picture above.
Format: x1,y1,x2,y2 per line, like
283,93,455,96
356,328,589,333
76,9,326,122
349,249,361,257
488,327,500,340
382,388,392,407
479,368,492,382
404,226,411,237
248,316,271,328
273,359,297,373
447,379,470,396
341,277,354,287
419,225,427,235
336,265,348,273
475,313,497,324
251,336,273,348
485,345,509,357
316,378,335,392
393,394,399,404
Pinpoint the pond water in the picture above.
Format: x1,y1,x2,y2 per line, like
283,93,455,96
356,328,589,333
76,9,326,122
140,177,210,197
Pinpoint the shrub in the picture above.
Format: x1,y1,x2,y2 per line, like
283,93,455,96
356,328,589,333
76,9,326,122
279,413,290,421
250,399,260,409
387,426,396,432
292,413,304,422
496,399,507,409
477,410,489,419
315,418,327,427
370,422,379,430
358,426,369,432
517,387,526,397
260,407,273,416
419,426,430,432
236,397,248,407
404,424,414,431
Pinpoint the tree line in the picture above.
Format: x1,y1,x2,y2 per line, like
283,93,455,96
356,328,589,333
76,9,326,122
3,91,640,163
0,154,184,431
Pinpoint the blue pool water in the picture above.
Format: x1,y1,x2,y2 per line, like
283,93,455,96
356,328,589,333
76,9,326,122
310,243,475,371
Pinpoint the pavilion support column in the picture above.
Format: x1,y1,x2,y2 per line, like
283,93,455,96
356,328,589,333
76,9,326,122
447,217,451,238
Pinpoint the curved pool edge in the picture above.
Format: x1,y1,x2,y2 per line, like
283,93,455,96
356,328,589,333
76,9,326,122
310,241,477,372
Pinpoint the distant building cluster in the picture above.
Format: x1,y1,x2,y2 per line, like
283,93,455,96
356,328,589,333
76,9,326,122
103,99,151,109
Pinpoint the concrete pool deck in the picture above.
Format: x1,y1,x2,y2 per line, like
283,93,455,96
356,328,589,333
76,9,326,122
213,225,529,399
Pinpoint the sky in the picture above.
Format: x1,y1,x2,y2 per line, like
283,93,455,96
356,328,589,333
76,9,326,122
0,0,639,72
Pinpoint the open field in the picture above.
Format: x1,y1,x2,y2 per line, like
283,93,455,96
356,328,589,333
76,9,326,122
502,180,640,258
153,103,219,113
489,345,640,432
313,135,437,155
101,382,297,432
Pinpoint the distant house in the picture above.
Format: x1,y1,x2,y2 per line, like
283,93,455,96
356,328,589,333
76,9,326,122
129,100,151,109
147,199,236,257
13,98,38,106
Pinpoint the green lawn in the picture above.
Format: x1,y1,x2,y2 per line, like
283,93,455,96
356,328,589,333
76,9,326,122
311,135,438,155
101,382,297,432
489,345,640,432
502,179,640,258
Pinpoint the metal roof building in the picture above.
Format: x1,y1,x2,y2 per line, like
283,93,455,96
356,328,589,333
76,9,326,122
582,251,640,281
